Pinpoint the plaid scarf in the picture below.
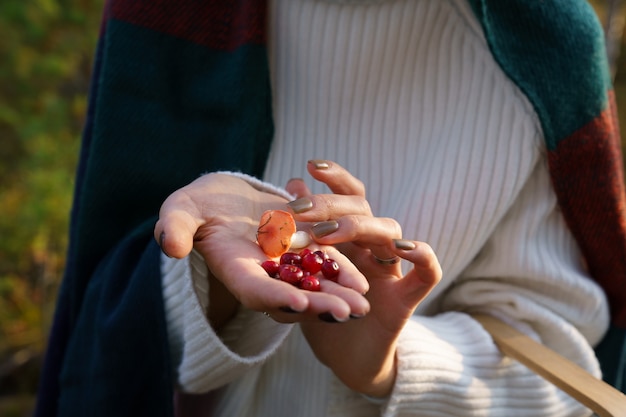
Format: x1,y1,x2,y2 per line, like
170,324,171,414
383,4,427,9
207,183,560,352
35,1,626,416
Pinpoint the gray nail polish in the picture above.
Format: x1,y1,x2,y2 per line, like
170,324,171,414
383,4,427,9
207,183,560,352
159,231,172,258
287,197,313,213
311,220,339,238
318,312,348,323
394,239,416,250
318,312,339,323
308,159,330,169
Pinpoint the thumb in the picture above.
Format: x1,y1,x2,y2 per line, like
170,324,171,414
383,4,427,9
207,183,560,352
394,240,442,307
154,209,199,259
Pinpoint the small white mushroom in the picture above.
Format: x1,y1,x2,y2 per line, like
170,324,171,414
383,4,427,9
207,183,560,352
289,230,312,249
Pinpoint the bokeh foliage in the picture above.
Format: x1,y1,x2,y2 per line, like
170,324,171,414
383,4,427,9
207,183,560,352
0,1,624,416
0,0,103,414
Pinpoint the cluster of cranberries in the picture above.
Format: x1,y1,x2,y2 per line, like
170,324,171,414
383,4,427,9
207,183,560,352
261,248,340,292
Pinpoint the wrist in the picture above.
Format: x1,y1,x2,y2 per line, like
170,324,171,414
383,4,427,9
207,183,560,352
207,273,239,332
356,351,397,398
189,248,239,332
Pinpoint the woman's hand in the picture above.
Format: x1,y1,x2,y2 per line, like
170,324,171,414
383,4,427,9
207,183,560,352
154,172,370,330
287,160,442,397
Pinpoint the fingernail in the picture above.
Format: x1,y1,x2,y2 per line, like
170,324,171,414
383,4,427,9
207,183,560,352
311,220,339,238
287,197,313,213
318,313,338,323
279,306,298,314
350,313,365,319
286,177,304,185
318,312,347,323
159,231,172,258
394,239,416,250
308,159,330,169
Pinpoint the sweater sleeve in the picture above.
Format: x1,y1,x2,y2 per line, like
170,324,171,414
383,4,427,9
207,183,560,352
380,155,609,417
160,172,296,393
161,249,294,393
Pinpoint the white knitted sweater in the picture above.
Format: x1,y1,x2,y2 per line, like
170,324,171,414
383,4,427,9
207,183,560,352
161,0,610,416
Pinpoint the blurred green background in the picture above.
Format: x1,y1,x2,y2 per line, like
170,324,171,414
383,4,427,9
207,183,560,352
0,1,624,416
0,1,103,415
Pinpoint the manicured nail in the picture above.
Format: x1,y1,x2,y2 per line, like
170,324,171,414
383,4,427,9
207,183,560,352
159,231,172,258
286,177,304,185
279,306,298,314
308,159,330,169
287,197,313,213
318,312,338,323
394,239,416,250
318,312,348,323
311,220,339,238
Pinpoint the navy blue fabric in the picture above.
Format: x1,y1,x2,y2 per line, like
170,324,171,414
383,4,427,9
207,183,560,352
57,222,171,417
595,324,626,391
35,7,273,416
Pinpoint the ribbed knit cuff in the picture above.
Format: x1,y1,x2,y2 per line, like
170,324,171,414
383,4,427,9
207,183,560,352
214,170,295,201
162,251,293,393
381,313,588,417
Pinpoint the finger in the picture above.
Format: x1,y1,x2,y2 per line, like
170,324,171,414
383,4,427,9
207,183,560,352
264,247,372,322
198,236,370,316
307,160,366,197
285,178,312,198
290,279,370,322
268,281,370,323
310,215,402,260
393,240,442,299
287,194,373,222
200,238,311,313
359,240,441,325
313,246,370,296
155,193,204,259
317,278,370,318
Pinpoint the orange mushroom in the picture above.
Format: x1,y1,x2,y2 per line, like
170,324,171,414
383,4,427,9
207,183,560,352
256,209,297,258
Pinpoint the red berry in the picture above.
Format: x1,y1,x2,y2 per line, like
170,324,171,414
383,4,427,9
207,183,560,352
301,251,323,274
261,260,280,277
321,259,340,281
299,275,321,292
264,249,336,289
314,250,329,260
279,264,303,285
280,252,301,266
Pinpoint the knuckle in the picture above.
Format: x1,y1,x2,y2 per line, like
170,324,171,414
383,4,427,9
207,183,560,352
382,217,402,237
358,198,372,215
416,242,442,279
310,194,334,218
345,213,361,226
354,178,366,196
342,214,364,239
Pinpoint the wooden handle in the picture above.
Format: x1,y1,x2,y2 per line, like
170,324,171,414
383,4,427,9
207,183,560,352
472,314,626,417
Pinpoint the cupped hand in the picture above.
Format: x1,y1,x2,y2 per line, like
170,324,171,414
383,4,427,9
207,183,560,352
285,160,442,397
286,160,403,263
301,239,441,398
154,173,370,330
